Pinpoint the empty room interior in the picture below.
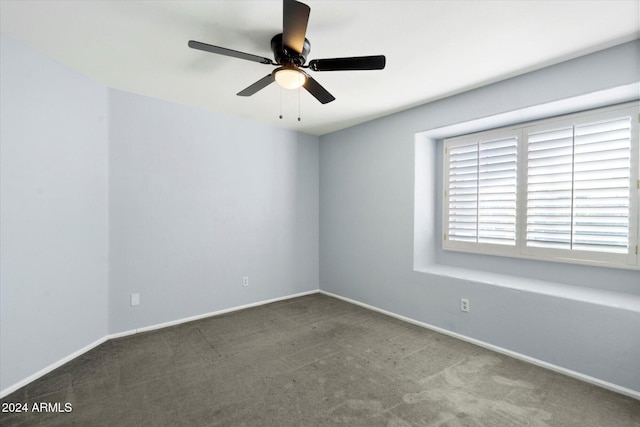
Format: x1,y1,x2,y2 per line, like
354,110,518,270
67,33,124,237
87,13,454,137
1,0,639,425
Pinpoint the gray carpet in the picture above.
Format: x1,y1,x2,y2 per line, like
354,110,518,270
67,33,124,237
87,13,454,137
1,293,638,426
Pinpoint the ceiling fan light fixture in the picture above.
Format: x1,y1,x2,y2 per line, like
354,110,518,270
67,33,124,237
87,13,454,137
274,67,307,90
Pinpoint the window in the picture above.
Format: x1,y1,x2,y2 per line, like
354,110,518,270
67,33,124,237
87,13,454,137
443,103,639,269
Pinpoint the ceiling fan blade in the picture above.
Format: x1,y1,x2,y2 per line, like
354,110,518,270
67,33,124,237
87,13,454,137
188,40,273,65
237,74,275,96
303,76,335,104
282,0,310,54
308,55,386,71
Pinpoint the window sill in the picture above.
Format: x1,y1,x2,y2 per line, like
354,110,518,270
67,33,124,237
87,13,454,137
415,263,640,312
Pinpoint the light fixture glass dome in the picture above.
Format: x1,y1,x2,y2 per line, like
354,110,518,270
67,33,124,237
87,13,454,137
274,68,306,90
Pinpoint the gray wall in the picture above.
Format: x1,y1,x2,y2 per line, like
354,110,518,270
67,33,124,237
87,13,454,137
0,33,319,394
319,40,640,392
0,34,109,391
108,90,319,333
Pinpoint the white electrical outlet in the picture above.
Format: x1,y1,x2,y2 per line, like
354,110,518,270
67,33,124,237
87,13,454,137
460,298,470,312
242,276,249,287
131,293,140,306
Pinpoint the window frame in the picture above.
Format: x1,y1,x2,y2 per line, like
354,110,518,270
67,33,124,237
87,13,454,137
443,102,639,270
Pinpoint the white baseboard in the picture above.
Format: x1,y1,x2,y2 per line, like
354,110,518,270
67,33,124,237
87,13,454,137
0,289,319,399
110,289,320,338
319,290,640,401
0,336,109,399
5,288,637,401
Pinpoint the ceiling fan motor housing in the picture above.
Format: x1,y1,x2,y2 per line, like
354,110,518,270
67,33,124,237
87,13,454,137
271,33,310,67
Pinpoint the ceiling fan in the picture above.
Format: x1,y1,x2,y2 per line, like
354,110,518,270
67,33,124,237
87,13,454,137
188,0,386,104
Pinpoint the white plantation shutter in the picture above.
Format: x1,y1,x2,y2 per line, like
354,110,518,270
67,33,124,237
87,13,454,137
443,102,638,269
572,118,631,253
478,137,518,245
446,134,517,246
526,127,574,249
447,142,478,242
525,117,632,254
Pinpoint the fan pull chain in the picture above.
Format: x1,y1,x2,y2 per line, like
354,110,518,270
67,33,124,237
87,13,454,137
297,88,301,122
277,88,303,121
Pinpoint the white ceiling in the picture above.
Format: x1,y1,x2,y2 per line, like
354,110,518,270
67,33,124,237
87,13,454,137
1,1,638,135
